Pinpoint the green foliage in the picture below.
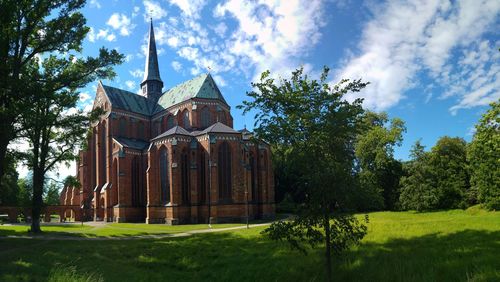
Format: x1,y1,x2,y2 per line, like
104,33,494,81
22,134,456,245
355,111,405,210
429,136,470,208
399,137,471,211
239,66,369,281
48,264,103,282
44,181,61,206
0,0,124,232
0,153,20,205
399,141,439,211
468,101,500,210
17,178,33,207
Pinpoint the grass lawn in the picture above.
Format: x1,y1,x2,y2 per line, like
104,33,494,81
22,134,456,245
0,209,499,281
0,222,245,237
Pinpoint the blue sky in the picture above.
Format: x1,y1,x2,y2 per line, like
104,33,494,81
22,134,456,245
52,0,498,179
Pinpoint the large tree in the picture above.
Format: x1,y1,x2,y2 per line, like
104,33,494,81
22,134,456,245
0,0,91,187
468,101,500,210
20,51,122,233
354,111,405,210
239,67,369,281
429,136,470,209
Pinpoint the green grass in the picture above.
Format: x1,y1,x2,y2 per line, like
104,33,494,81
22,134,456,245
0,209,499,281
0,222,244,237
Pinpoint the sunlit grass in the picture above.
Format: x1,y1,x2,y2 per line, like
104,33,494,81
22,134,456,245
0,209,498,281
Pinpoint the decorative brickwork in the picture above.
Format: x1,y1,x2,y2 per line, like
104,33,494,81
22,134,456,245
64,22,275,224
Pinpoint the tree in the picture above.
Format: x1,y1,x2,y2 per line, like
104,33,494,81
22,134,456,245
468,101,500,210
354,111,405,210
19,50,122,233
0,0,125,232
239,67,369,281
0,0,92,187
399,141,438,211
43,180,60,206
0,153,20,205
429,137,470,209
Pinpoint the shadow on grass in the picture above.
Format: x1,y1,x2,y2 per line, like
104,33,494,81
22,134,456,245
0,229,498,281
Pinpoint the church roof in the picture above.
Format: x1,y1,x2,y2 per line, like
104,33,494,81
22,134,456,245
198,122,238,135
113,137,150,150
142,19,162,85
154,73,228,114
152,125,191,140
101,84,153,116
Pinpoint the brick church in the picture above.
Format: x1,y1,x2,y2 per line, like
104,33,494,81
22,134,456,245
61,21,275,224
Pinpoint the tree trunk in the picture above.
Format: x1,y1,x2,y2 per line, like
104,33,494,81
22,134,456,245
324,215,332,282
30,166,44,233
0,123,14,188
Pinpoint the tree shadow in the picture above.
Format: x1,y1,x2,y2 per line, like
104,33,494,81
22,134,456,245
0,229,498,281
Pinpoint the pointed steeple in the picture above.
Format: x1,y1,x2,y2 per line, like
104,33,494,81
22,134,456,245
140,19,163,100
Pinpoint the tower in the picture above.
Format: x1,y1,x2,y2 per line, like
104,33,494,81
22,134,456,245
140,19,163,100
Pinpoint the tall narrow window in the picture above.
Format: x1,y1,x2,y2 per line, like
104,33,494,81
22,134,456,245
137,121,145,139
199,151,207,203
181,149,190,204
100,123,106,184
119,118,127,137
131,156,142,207
201,107,210,128
183,110,190,129
159,148,170,204
218,142,232,201
218,112,227,124
167,115,174,130
250,154,257,202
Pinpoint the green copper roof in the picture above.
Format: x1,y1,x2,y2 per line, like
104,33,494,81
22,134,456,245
154,73,228,114
101,84,152,116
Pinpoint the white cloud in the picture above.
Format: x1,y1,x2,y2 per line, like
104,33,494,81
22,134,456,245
213,75,227,87
79,92,91,103
83,104,93,114
125,80,136,90
95,29,116,42
167,36,180,48
336,0,500,112
132,6,140,18
171,61,182,72
168,0,207,18
143,0,167,20
87,27,96,42
212,22,227,37
89,0,101,9
130,69,145,78
125,54,134,62
178,47,200,61
213,0,326,81
107,13,136,36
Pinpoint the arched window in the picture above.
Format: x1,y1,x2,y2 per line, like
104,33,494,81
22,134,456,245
131,156,142,207
218,142,232,201
154,120,160,136
199,151,207,203
181,149,190,204
159,148,170,204
250,153,257,202
119,118,127,137
201,107,210,128
167,115,174,130
100,122,106,184
218,112,226,124
183,110,190,129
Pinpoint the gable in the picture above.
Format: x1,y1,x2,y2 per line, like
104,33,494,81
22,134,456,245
154,73,228,114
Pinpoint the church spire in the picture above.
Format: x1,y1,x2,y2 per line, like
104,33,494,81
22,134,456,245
140,19,163,100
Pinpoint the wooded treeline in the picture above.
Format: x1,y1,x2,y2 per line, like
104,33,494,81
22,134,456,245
275,101,499,212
